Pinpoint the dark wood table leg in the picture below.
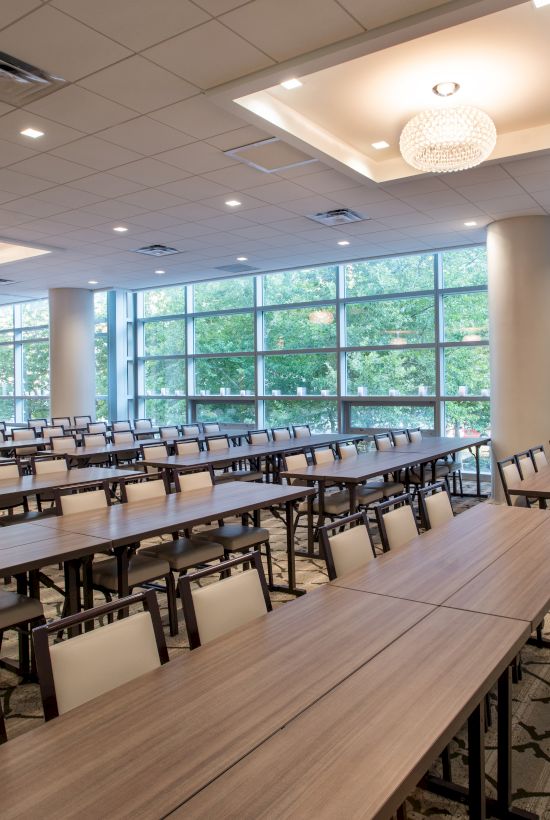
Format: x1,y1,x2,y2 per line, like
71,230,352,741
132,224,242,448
269,499,305,597
348,483,357,515
115,547,130,618
82,557,95,631
468,701,486,820
64,559,82,637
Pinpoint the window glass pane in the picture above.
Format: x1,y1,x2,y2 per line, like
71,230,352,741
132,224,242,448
193,276,253,312
143,320,185,356
444,400,491,472
22,398,50,419
350,404,434,430
442,246,487,288
96,399,108,421
346,297,434,346
0,344,14,395
264,399,338,433
346,349,435,396
94,292,107,322
21,299,48,326
264,306,336,350
263,266,337,305
0,305,13,332
443,346,489,396
144,398,187,425
264,353,337,395
0,398,14,421
443,292,488,342
22,327,48,340
194,313,253,353
194,356,254,395
143,286,185,317
345,254,434,297
143,359,185,395
95,335,108,397
22,342,49,395
195,401,255,424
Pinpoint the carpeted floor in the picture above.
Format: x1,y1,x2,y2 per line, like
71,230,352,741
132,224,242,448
1,481,549,818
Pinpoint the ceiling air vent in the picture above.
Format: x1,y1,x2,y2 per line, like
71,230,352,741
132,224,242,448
134,245,181,257
307,209,367,226
215,263,258,274
0,278,16,284
0,52,65,106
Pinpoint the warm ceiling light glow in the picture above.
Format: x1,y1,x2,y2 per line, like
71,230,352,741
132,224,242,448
432,81,460,98
113,226,128,232
0,242,50,265
337,240,350,246
155,269,165,275
88,280,98,285
400,106,497,173
309,309,334,325
236,256,248,261
20,127,44,139
280,78,302,90
533,0,550,7
464,220,478,227
371,140,390,150
225,199,241,207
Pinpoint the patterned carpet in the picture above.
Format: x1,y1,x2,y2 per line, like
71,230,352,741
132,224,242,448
1,481,549,819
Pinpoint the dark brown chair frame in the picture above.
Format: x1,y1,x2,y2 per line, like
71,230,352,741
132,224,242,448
159,425,181,440
33,590,169,721
497,455,523,507
139,441,169,461
73,415,92,427
271,426,292,441
390,429,409,445
173,437,202,455
53,480,112,516
373,432,393,450
318,511,375,581
181,423,201,436
292,424,311,437
529,445,546,471
374,492,417,552
417,481,453,530
179,551,272,650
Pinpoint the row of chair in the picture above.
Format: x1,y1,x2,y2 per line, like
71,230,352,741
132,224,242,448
497,444,547,506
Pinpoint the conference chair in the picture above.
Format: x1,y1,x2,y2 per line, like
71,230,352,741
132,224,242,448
418,482,454,530
374,493,419,552
318,512,376,581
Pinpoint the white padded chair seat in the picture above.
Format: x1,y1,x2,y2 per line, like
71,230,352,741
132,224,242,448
0,589,43,630
356,484,384,504
92,554,170,590
410,464,450,482
196,524,269,550
297,490,350,516
214,470,263,483
140,537,223,570
371,480,405,496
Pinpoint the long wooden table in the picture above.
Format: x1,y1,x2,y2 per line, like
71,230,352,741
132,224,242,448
0,466,140,505
507,464,550,507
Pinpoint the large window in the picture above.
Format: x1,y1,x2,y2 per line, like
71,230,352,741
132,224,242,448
94,292,108,420
0,299,50,422
131,247,489,455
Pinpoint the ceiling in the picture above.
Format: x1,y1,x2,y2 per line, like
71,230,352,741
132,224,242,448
0,0,546,301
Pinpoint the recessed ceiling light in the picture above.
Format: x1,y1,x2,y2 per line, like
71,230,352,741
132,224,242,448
225,199,241,207
20,127,44,139
464,221,478,227
88,280,98,285
155,269,165,275
337,240,350,246
533,0,550,7
0,241,50,265
236,256,248,261
280,78,302,90
371,140,390,150
113,225,128,232
432,81,460,97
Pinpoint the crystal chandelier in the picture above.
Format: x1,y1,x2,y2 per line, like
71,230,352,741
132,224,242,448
399,106,496,173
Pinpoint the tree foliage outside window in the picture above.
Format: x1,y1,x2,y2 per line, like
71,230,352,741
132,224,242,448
193,277,253,312
262,267,337,305
442,246,487,288
345,254,434,297
264,353,337,395
194,313,254,353
350,404,434,430
346,297,434,347
347,349,436,396
264,400,338,432
143,286,185,317
194,356,254,394
264,307,336,350
195,401,255,425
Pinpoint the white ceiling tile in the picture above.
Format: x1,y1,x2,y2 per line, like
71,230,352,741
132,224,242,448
203,163,271,190
69,173,146,198
504,156,550,176
422,205,487,221
269,216,319,233
245,180,312,204
17,218,79,236
357,200,417,218
220,0,363,61
0,169,53,195
297,169,361,194
231,225,285,240
158,142,236,174
150,95,245,139
193,0,251,14
10,154,92,183
51,0,211,51
195,214,257,231
401,191,471,211
126,212,183,230
0,6,131,82
0,0,41,30
337,0,445,30
25,86,137,133
378,212,434,228
381,178,449,197
513,171,550,194
275,161,327,179
206,125,272,151
457,179,526,201
53,210,112,228
79,57,198,115
330,186,394,208
443,165,511,186
0,138,38,167
238,205,293,224
143,20,274,90
116,189,187,211
0,209,36,228
51,136,142,171
0,110,84,151
160,203,223,221
158,176,231,200
33,186,104,208
281,194,349,216
2,196,67,218
111,158,190,187
83,200,149,219
97,117,195,155
476,194,543,217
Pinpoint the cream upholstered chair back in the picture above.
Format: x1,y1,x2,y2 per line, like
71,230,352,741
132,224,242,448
112,421,131,432
203,423,220,434
134,419,152,431
113,431,135,445
392,432,408,447
190,569,268,646
175,439,200,455
327,525,375,579
206,436,229,452
28,418,47,431
272,427,291,441
43,426,65,440
424,490,454,528
383,505,418,550
13,428,34,441
73,415,91,427
314,447,334,465
375,434,392,452
59,488,108,515
87,422,107,434
52,417,70,428
182,424,200,436
51,436,76,452
83,433,106,448
47,612,161,715
124,479,167,504
532,447,548,470
33,457,68,475
249,430,269,444
141,444,168,461
0,461,20,479
339,444,357,460
518,455,535,479
285,452,308,471
178,470,212,492
502,460,521,487
293,425,311,438
160,426,179,440
408,429,422,443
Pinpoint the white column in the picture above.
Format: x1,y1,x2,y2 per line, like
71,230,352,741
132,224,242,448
487,215,550,500
49,288,95,420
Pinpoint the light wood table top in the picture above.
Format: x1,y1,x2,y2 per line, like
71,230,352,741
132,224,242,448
507,465,550,498
177,607,528,820
0,586,433,819
444,517,550,629
0,522,49,550
37,481,315,546
0,530,110,576
404,435,489,458
332,503,548,604
0,437,49,452
0,466,140,500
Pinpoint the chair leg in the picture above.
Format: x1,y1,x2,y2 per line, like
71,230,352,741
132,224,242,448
165,573,178,636
263,541,274,588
